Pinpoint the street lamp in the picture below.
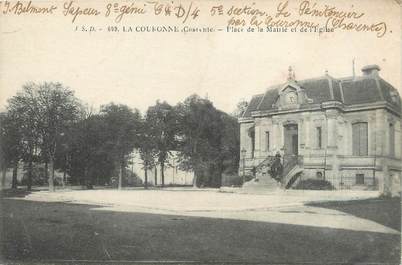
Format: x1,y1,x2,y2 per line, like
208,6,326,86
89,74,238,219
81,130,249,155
241,148,247,185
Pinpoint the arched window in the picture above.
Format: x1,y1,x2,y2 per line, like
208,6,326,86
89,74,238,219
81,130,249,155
352,122,368,156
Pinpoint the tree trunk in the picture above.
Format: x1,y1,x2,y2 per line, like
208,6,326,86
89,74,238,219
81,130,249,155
1,167,6,188
118,161,123,190
62,170,66,188
192,167,198,188
154,166,157,186
144,165,148,190
11,162,18,189
44,161,48,186
52,159,56,189
84,166,92,189
161,162,165,187
48,159,55,192
217,164,224,188
192,143,198,188
192,175,197,188
27,159,33,191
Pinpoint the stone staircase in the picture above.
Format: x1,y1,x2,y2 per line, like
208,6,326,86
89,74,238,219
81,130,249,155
242,175,281,191
283,166,303,189
282,155,304,189
241,155,281,192
241,154,304,192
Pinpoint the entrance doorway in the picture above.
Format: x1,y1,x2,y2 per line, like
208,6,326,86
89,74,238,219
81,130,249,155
284,124,298,155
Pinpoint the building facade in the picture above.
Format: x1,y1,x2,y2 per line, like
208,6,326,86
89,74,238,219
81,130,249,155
239,65,401,195
131,150,194,186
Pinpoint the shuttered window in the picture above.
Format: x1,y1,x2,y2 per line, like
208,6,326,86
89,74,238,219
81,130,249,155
316,127,322,149
265,131,270,151
352,122,368,156
356,174,365,185
248,126,255,158
390,123,395,157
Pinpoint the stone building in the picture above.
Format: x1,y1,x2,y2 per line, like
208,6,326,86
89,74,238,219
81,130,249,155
131,150,194,186
239,65,401,195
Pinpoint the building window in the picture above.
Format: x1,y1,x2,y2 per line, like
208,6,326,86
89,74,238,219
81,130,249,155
355,174,365,185
316,127,322,149
265,131,270,151
248,126,255,158
352,122,368,156
389,123,395,157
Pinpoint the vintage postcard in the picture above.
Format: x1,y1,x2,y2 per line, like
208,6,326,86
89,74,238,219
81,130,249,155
0,0,401,264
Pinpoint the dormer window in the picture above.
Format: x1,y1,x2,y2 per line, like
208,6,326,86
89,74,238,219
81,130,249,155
278,85,302,109
390,90,399,104
285,91,298,104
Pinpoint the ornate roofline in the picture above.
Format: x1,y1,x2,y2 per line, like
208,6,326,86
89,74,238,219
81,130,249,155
241,68,401,120
237,100,400,123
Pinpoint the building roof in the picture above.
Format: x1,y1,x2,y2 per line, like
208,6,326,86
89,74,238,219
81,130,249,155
242,67,401,118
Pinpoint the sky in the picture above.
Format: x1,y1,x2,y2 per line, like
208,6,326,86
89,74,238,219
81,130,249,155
0,0,400,114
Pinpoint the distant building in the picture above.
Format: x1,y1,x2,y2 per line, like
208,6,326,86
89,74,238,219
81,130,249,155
239,65,401,195
130,151,194,186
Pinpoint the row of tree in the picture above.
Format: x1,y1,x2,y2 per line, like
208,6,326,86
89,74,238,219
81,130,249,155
0,82,241,191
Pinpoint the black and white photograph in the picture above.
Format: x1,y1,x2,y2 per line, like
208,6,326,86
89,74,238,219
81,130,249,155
0,0,401,264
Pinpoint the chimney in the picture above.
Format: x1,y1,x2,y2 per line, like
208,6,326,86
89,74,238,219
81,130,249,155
361,64,380,77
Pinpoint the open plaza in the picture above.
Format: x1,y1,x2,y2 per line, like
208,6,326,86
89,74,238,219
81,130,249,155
1,188,400,264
